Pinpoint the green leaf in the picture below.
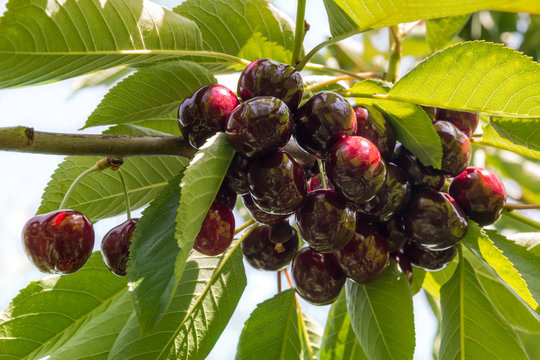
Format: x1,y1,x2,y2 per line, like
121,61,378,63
426,15,470,51
236,289,305,360
319,291,367,360
127,174,183,335
422,260,458,300
110,242,246,359
302,313,323,360
481,123,540,159
410,267,426,296
490,117,540,152
0,253,132,359
174,132,235,302
390,42,540,118
439,255,528,360
0,0,203,88
72,67,132,94
321,0,540,37
84,61,216,129
348,80,442,168
509,232,540,257
345,263,415,360
175,0,295,65
485,229,540,305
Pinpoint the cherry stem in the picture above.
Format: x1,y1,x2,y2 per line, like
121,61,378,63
503,209,540,231
277,271,282,293
59,159,109,209
317,159,328,189
291,0,307,66
400,20,425,37
385,25,402,83
305,63,383,81
117,168,131,220
296,31,357,71
505,203,540,210
234,218,256,235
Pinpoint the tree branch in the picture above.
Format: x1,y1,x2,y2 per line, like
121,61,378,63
0,126,196,158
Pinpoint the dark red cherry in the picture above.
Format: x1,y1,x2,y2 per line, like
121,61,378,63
237,58,304,111
22,209,95,274
354,106,396,160
402,190,468,250
226,96,292,158
431,120,471,177
392,144,444,191
378,216,409,252
333,222,390,284
247,151,307,214
226,153,250,195
282,138,317,175
436,109,479,137
392,251,413,284
269,221,296,244
292,247,346,305
356,162,411,223
325,136,387,205
193,203,235,256
449,167,506,226
214,181,237,210
307,173,333,192
293,91,357,158
242,224,299,271
402,241,457,271
295,189,356,253
178,84,239,148
101,218,139,276
241,194,290,225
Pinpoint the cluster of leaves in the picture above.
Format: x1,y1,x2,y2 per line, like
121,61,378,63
0,0,539,359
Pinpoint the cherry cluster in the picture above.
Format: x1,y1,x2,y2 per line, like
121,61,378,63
179,58,508,305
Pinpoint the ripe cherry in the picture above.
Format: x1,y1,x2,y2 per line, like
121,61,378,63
392,251,413,284
295,189,356,253
378,216,409,252
292,247,345,305
307,173,333,192
226,96,292,158
436,109,479,137
325,136,387,205
402,240,457,271
101,218,139,276
354,106,396,160
432,120,472,177
237,58,304,111
293,91,357,158
178,84,239,148
226,153,250,195
449,167,506,226
241,194,290,225
22,209,95,274
392,144,444,191
214,180,237,210
193,203,235,256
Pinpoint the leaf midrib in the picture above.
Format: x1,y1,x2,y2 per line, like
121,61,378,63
279,295,297,360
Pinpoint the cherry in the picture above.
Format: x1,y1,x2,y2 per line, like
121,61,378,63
226,153,250,195
292,247,346,305
193,203,235,256
178,84,239,148
241,194,290,225
402,240,457,271
356,162,411,223
22,209,95,274
247,151,307,214
214,181,237,210
237,58,304,111
307,173,333,192
431,120,471,177
325,136,387,205
295,189,356,253
354,106,396,160
402,190,468,250
282,138,317,175
436,109,479,137
378,216,409,252
101,218,138,276
269,221,296,244
242,223,299,271
293,91,357,158
449,167,506,226
392,251,413,284
226,96,292,158
392,144,444,191
333,221,390,284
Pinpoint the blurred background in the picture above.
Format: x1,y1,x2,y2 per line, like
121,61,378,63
0,0,538,358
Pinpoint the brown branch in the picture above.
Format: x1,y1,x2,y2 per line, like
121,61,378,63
505,203,540,210
0,126,196,158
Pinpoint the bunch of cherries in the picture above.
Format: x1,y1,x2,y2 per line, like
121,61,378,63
179,58,507,305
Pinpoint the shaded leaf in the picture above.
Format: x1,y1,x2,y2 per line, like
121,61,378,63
481,123,540,159
426,15,470,51
72,67,132,94
490,117,540,152
302,313,323,360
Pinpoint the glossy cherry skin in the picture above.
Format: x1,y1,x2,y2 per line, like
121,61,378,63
354,106,396,160
293,91,357,158
22,210,95,274
392,251,413,284
241,194,290,225
237,58,304,111
431,121,472,177
226,96,292,158
193,203,235,256
292,247,346,305
436,109,479,137
334,222,390,284
403,190,468,250
307,173,333,192
449,167,506,226
402,241,457,271
392,144,444,191
269,221,296,244
296,189,356,253
378,216,409,252
101,218,138,276
214,181,238,210
325,136,387,205
178,84,239,148
226,153,250,195
242,224,299,271
282,138,317,174
356,162,411,223
247,151,307,214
